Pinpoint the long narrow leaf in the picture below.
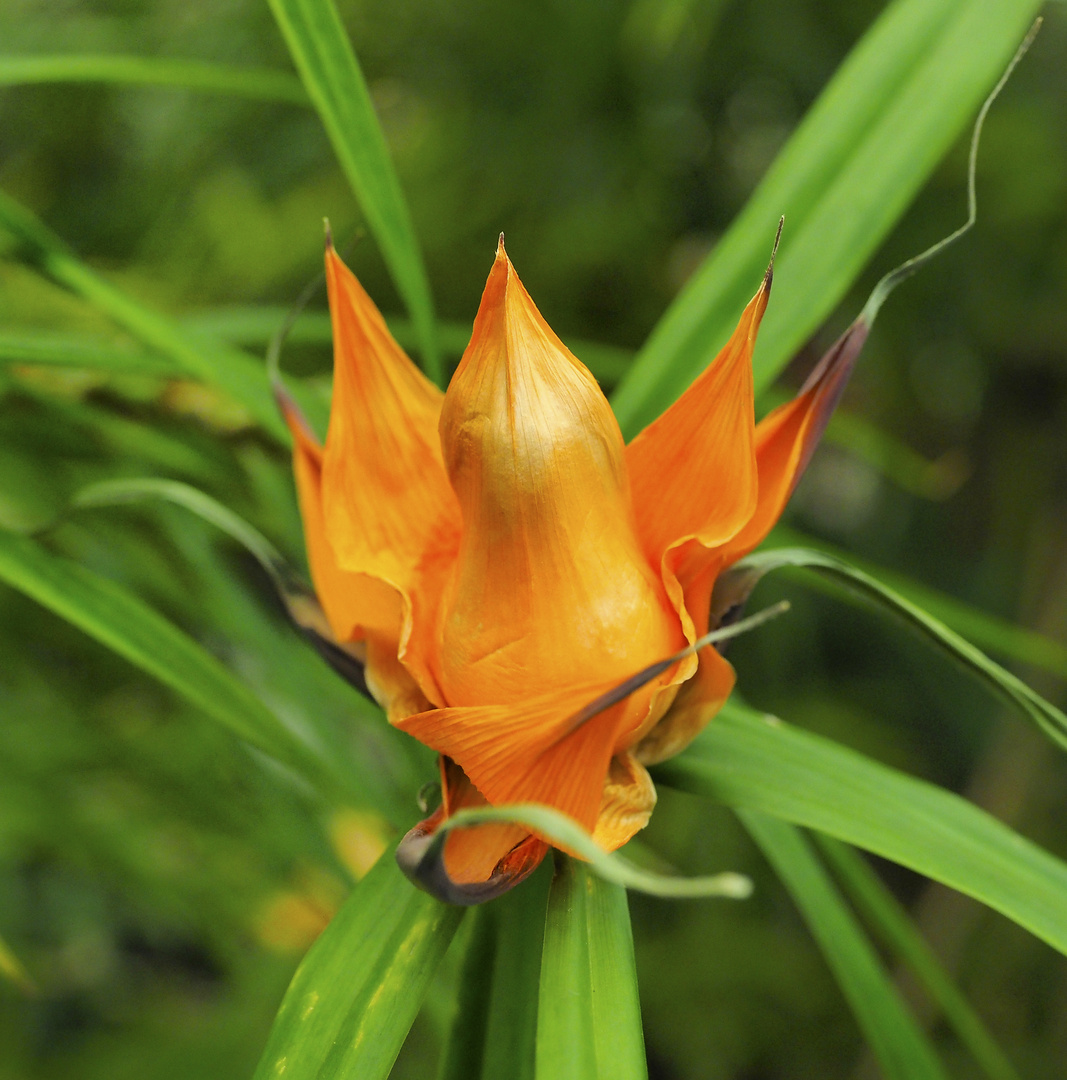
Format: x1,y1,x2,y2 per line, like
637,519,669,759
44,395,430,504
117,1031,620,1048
739,546,1067,750
254,854,464,1080
536,857,647,1080
741,811,946,1080
815,835,1021,1080
439,866,550,1080
769,526,1067,682
0,330,181,376
611,0,1042,434
0,528,336,792
266,0,440,381
0,190,288,441
655,699,1067,957
0,54,309,104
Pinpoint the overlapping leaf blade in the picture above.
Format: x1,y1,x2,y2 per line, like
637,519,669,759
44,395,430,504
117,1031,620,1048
536,857,647,1080
0,528,336,792
816,835,1021,1080
741,812,946,1080
655,699,1067,956
740,546,1067,750
266,0,440,381
611,0,1044,435
0,191,288,441
438,866,550,1080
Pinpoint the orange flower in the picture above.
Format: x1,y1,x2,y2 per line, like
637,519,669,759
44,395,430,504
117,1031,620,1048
284,235,859,904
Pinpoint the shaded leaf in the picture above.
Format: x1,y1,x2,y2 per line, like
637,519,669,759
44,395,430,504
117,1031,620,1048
815,834,1021,1080
741,812,946,1080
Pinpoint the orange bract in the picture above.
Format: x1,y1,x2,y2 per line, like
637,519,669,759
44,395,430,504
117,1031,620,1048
289,235,855,903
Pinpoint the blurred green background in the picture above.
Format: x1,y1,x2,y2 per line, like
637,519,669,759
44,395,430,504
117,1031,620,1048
1,1,1066,1077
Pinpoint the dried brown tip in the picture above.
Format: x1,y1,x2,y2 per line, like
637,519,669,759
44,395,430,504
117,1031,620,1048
323,217,334,251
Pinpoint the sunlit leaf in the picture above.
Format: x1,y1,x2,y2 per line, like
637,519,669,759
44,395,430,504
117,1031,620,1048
655,699,1067,957
439,865,550,1080
253,854,464,1080
0,54,310,104
266,0,440,381
536,857,647,1080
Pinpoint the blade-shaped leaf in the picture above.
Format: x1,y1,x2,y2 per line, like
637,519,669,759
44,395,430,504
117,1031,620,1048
424,803,752,901
266,0,440,381
738,546,1067,751
0,54,310,104
0,528,337,793
439,865,550,1080
740,811,946,1080
815,834,1021,1080
769,526,1067,682
0,330,181,376
611,0,1043,435
254,854,465,1080
0,190,288,442
654,699,1067,957
536,856,647,1080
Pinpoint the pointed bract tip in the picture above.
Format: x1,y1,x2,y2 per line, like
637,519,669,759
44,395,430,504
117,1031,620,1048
497,232,506,256
764,216,784,290
323,218,334,251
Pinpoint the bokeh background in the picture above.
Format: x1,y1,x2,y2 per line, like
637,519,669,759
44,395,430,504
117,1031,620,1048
1,1,1066,1077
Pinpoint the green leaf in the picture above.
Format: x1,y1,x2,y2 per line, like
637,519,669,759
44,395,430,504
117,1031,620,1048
254,854,464,1080
183,305,637,387
0,190,288,442
0,54,310,104
0,933,34,994
434,804,751,900
815,834,1022,1080
266,0,440,381
740,812,946,1080
0,330,181,376
0,528,336,792
438,866,550,1080
611,0,1043,435
655,699,1067,957
738,546,1067,751
536,857,647,1080
769,525,1067,682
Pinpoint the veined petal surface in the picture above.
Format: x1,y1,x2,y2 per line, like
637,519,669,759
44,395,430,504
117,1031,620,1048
435,240,683,730
320,245,461,705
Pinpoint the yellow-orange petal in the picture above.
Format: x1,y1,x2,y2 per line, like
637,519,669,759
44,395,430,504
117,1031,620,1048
435,239,683,732
592,753,658,851
285,404,399,641
396,678,650,834
320,246,462,706
625,269,769,568
634,639,735,765
284,402,431,719
719,318,869,565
